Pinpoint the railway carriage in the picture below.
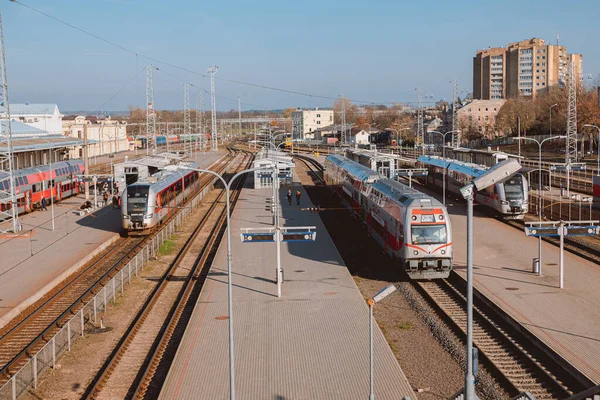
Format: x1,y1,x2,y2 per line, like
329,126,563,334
0,160,85,217
324,154,452,279
418,155,529,219
121,163,200,234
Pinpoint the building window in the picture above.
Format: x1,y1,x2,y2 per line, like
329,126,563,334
316,114,321,118
485,108,488,111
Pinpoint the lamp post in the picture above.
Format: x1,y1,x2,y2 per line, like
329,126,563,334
426,130,460,206
367,284,397,400
188,165,269,400
583,124,600,173
517,135,566,275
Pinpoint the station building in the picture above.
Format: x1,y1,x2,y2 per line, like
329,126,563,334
63,115,129,159
9,103,63,135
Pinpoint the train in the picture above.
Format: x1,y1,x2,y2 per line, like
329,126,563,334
418,155,529,219
324,154,452,279
121,162,200,234
136,135,180,149
0,160,85,217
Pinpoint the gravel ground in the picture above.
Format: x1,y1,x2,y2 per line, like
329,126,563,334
296,163,509,400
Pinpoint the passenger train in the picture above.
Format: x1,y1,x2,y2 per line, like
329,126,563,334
418,155,529,219
121,162,200,234
324,154,452,279
0,160,85,217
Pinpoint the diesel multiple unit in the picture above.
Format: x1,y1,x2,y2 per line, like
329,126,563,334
324,154,452,279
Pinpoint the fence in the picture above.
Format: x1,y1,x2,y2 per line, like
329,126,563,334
0,177,216,400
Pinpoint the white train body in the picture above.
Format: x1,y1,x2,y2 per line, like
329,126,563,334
418,155,529,219
325,154,452,279
121,162,200,233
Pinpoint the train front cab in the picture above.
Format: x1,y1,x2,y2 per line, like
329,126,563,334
122,185,152,233
404,208,452,279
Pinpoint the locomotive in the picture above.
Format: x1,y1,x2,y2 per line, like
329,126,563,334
418,155,529,219
121,162,200,234
324,154,452,279
0,160,85,217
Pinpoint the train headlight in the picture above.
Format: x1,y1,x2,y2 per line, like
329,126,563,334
441,249,446,255
146,214,153,219
411,215,417,221
123,215,130,219
413,250,418,255
501,200,509,205
438,215,444,220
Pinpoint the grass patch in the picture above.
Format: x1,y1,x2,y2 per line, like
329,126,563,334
158,239,177,256
397,321,414,330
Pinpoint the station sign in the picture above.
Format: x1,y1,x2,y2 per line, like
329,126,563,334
550,163,586,172
241,232,275,242
280,231,317,242
524,226,561,237
395,169,428,177
525,224,600,237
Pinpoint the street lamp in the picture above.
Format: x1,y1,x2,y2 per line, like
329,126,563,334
517,135,566,276
385,127,410,148
188,165,269,400
367,284,397,400
583,124,600,172
460,159,522,400
427,130,460,206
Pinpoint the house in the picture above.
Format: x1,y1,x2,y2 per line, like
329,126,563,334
9,103,63,135
63,115,129,159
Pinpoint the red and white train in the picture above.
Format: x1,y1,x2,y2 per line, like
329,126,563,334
0,160,85,216
324,154,452,279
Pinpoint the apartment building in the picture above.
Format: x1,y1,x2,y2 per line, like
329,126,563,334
457,99,506,138
291,108,334,140
473,38,583,99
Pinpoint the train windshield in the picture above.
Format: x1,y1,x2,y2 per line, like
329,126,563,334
411,225,447,245
503,175,524,201
127,185,149,213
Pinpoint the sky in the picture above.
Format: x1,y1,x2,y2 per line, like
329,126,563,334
3,0,600,112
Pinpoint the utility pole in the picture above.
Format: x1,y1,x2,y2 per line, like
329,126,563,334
83,123,89,200
0,11,20,233
238,96,242,139
417,88,424,154
184,82,191,154
452,80,460,147
208,66,219,151
340,97,347,145
566,60,578,163
146,65,157,155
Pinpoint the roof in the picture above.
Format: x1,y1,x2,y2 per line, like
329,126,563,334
371,178,441,208
326,154,380,182
345,148,407,161
0,136,89,153
1,120,48,136
418,155,489,178
10,103,59,116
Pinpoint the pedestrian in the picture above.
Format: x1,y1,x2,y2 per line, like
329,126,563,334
296,190,301,205
41,197,47,211
112,195,119,210
286,190,292,206
103,192,109,205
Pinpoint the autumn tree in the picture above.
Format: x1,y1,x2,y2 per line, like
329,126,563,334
495,98,537,136
333,97,358,125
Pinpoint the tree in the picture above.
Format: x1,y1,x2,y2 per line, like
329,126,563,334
282,107,295,119
333,97,358,125
495,98,537,136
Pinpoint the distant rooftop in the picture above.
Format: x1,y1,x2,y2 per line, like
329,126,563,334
1,120,48,136
10,103,60,116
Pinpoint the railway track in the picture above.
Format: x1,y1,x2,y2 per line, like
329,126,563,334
0,151,236,391
414,278,576,400
83,149,254,399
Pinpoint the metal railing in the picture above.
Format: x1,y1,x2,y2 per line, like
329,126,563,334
450,389,536,400
0,180,216,400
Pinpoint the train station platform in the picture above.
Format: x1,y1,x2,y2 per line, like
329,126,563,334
0,152,225,330
447,199,600,385
159,181,417,399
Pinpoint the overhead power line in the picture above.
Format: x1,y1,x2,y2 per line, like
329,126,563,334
11,0,438,107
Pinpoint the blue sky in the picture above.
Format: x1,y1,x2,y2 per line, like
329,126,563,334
3,0,599,112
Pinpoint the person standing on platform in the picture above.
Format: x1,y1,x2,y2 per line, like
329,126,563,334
41,197,47,211
112,195,119,210
286,190,293,206
296,190,302,205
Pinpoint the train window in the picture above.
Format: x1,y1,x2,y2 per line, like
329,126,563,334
17,177,23,186
24,177,28,184
411,225,447,245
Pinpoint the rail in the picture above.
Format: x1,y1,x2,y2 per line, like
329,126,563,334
0,152,237,400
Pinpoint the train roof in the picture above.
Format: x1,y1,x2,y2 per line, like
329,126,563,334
371,178,442,208
326,154,381,182
0,159,83,180
345,148,405,161
418,155,489,178
128,162,199,187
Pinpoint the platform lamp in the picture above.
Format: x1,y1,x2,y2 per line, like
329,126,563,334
459,159,522,400
367,284,397,400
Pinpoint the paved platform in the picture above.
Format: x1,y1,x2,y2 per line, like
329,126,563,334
159,181,417,399
445,195,600,385
0,152,225,329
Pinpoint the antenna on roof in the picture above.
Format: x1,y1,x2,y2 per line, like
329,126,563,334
556,33,559,46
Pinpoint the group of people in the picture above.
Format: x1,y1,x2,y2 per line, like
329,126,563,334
286,190,302,206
